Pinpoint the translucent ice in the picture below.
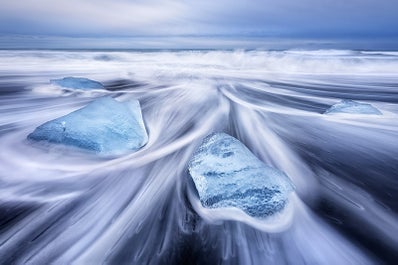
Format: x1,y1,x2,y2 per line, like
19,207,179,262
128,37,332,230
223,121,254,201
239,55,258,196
50,77,104,90
188,133,294,218
324,99,382,115
28,97,148,154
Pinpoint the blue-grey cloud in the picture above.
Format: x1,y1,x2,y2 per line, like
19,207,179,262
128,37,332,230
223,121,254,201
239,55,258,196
0,0,397,38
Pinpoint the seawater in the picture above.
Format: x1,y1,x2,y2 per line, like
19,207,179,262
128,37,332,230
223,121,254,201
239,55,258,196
0,49,397,264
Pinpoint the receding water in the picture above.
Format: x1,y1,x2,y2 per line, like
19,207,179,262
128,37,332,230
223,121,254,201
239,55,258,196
0,50,397,264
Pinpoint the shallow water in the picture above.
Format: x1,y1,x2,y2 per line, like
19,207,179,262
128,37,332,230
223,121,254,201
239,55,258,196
0,50,397,264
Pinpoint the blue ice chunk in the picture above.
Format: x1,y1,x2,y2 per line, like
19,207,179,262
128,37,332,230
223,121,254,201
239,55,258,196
50,77,104,90
28,97,148,154
188,133,294,218
324,99,382,115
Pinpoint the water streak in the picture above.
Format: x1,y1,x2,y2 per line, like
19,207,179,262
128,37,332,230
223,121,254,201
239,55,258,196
0,50,397,264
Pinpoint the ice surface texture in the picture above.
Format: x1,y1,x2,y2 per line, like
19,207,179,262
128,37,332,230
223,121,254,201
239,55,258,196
324,99,382,115
50,77,104,90
28,97,148,154
188,133,294,218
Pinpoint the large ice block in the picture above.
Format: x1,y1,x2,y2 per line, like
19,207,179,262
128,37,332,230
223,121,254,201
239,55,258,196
188,133,294,218
28,97,148,154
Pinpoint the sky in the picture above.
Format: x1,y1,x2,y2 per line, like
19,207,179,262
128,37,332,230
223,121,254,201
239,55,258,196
0,0,397,49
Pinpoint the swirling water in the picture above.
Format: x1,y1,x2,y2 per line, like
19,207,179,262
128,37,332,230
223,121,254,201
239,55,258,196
0,49,397,264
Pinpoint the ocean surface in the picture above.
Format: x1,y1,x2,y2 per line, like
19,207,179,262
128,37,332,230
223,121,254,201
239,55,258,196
0,49,397,264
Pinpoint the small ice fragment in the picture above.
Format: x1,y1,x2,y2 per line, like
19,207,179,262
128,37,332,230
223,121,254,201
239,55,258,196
324,99,382,115
50,77,104,90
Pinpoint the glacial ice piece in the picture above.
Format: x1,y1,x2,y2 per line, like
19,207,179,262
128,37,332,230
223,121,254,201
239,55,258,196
324,99,382,115
188,133,294,218
50,77,104,90
28,97,148,154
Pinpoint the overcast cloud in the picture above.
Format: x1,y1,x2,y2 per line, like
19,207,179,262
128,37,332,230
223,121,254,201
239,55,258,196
0,0,397,38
